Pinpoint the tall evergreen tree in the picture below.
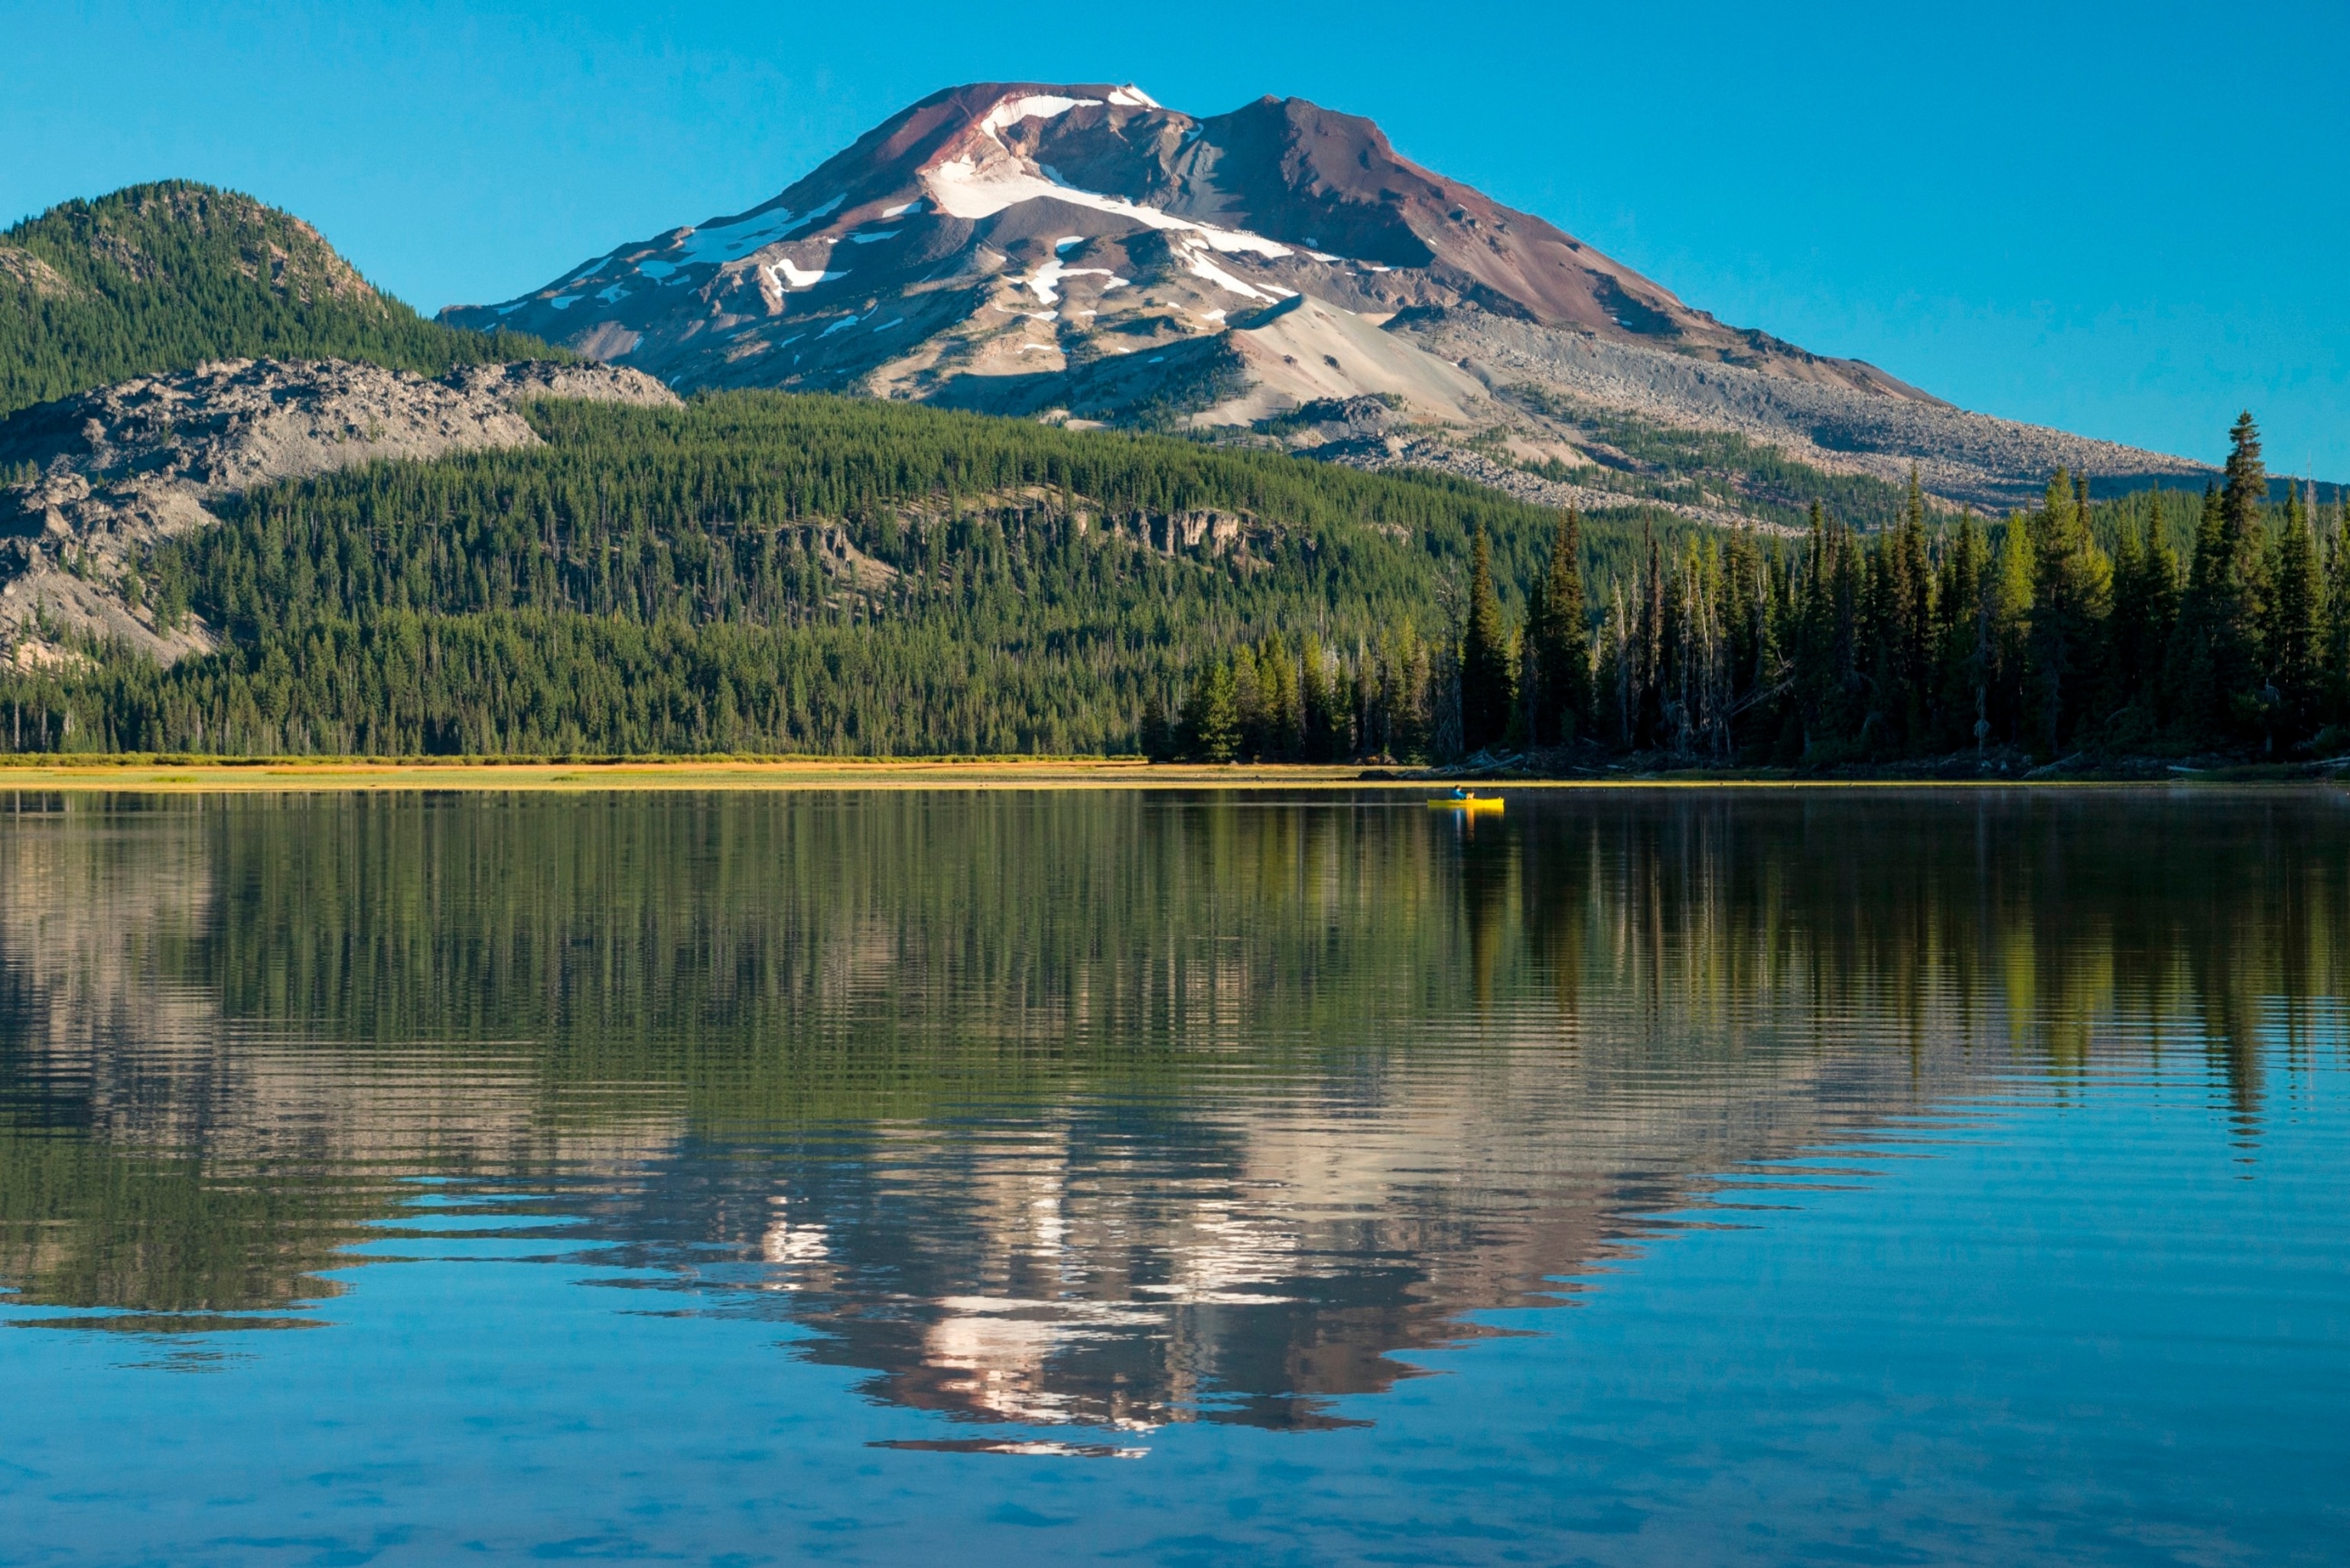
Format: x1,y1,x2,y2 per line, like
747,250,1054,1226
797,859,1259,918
1458,528,1515,753
1990,511,2036,746
2106,493,2179,724
1258,631,1304,760
1792,502,1867,756
1523,508,1591,745
1721,525,1777,753
1864,470,1932,750
2026,470,2110,753
2325,516,2350,731
1933,514,1991,751
2167,485,2228,741
1183,661,1239,763
2167,417,2273,743
1633,527,1670,749
2269,486,2323,734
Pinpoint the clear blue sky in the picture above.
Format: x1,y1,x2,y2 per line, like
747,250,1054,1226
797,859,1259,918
5,0,2343,473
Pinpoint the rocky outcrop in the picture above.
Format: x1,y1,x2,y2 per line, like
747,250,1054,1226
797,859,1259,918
0,244,80,299
0,357,679,667
1401,311,2213,514
1323,432,1793,535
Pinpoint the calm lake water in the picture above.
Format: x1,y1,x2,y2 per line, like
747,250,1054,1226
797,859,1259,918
2,787,2345,1566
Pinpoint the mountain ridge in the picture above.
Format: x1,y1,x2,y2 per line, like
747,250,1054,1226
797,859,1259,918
439,81,2210,512
444,81,1925,402
2,180,564,420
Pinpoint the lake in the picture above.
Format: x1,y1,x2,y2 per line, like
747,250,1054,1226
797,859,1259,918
2,787,2344,1566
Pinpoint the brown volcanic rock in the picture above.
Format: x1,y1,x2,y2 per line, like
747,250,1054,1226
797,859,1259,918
1039,93,1929,398
442,82,1926,415
0,357,678,666
441,80,2211,514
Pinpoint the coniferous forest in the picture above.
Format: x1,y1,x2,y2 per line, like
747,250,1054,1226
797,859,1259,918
0,181,558,418
1,385,2343,767
3,181,2342,771
1164,412,2350,769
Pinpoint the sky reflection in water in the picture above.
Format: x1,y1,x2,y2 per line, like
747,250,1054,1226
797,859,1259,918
0,788,2344,1564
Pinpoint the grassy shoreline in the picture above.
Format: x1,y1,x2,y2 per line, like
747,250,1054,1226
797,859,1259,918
0,755,2342,792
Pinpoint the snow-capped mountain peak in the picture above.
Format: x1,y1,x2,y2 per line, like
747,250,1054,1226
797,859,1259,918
444,80,1926,428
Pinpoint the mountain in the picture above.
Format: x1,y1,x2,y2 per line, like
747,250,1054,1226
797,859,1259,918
444,83,2209,512
0,181,561,418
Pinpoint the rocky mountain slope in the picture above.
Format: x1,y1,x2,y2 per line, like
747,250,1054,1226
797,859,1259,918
446,82,2212,513
1,358,676,665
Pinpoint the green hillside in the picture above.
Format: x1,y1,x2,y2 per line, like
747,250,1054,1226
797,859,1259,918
5,389,2340,766
0,180,561,416
0,392,1681,757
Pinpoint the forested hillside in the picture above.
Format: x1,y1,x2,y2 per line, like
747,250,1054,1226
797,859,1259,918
2,389,2340,768
0,181,558,417
0,392,1683,756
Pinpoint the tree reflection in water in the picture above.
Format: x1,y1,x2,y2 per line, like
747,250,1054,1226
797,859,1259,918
1,787,2342,1430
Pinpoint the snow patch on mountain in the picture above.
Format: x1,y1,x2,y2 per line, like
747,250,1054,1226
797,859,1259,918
921,158,1292,259
678,194,844,265
980,94,1102,142
767,258,848,290
1025,258,1128,304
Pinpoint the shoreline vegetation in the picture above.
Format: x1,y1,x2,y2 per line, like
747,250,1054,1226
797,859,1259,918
2,754,2344,792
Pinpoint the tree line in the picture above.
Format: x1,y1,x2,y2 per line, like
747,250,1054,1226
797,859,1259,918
2,392,2340,767
0,392,1668,756
1163,413,2350,767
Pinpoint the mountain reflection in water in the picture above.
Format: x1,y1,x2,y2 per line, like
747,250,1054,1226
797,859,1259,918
0,788,2343,1440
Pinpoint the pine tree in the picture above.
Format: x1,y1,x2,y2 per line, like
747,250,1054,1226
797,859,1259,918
1258,632,1303,760
2268,485,2323,734
1864,470,1932,751
1140,689,1176,761
2324,514,2350,733
1990,511,2036,748
1933,514,1990,751
1636,527,1668,749
1459,527,1515,753
2220,413,2276,724
2169,416,2273,743
2026,469,2110,753
1792,502,1867,756
1300,639,1347,762
1899,471,1934,735
1232,647,1267,758
2167,484,2230,742
1721,525,1777,755
1184,660,1239,763
2105,493,2179,726
1523,508,1590,745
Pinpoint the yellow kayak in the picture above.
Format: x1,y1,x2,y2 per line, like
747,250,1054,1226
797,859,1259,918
1428,793,1504,813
